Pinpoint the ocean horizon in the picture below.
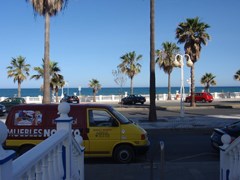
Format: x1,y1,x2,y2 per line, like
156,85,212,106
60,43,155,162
0,86,239,97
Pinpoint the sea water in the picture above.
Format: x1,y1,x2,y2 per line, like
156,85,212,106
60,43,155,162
0,86,239,97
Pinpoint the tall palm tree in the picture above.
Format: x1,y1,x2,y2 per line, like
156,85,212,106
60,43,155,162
176,17,210,107
26,0,69,104
149,0,157,121
118,51,142,95
234,70,240,81
156,42,180,100
200,73,216,92
31,60,65,102
7,56,30,97
89,79,101,102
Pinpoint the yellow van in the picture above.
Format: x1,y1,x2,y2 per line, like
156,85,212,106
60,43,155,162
4,104,150,163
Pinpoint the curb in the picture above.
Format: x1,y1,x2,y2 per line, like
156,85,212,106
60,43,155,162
116,104,240,111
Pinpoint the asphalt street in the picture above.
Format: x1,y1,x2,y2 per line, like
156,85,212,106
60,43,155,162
86,100,240,180
1,99,239,179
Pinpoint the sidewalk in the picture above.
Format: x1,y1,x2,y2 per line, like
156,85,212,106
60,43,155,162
115,100,240,130
132,115,240,130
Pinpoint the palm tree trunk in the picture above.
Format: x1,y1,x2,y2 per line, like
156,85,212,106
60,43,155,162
149,0,157,122
43,12,51,104
206,84,210,92
167,73,171,100
55,90,59,103
190,63,196,107
130,77,133,95
18,81,21,97
93,92,96,102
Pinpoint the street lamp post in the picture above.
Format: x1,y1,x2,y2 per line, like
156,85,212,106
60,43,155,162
186,78,191,95
61,86,64,99
65,81,69,95
78,86,81,96
173,54,193,118
78,86,81,102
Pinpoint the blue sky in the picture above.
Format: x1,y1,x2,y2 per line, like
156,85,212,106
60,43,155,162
1,0,240,89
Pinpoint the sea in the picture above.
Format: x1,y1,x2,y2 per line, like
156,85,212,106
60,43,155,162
0,86,239,97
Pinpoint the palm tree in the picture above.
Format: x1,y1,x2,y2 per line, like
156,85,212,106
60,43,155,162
234,70,240,81
51,75,65,103
176,17,210,107
26,0,69,104
156,42,180,100
89,79,101,102
200,73,216,92
7,56,30,97
118,51,142,95
31,60,64,103
149,0,157,122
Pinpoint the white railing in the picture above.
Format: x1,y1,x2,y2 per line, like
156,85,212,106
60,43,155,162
0,92,239,104
0,102,85,180
220,134,240,180
213,92,240,99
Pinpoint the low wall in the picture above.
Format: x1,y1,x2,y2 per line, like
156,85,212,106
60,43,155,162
0,92,239,104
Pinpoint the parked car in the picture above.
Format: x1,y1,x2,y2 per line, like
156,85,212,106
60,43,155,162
185,92,213,103
0,97,26,112
60,95,79,104
0,104,6,116
121,95,146,105
210,121,240,150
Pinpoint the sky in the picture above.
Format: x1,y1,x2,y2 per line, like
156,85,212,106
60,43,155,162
1,0,240,89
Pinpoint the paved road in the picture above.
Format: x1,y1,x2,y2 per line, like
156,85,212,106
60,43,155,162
85,130,220,180
86,129,218,163
1,100,238,179
146,129,218,162
85,101,240,180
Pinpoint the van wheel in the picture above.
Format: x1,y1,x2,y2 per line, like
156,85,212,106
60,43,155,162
113,144,135,163
202,99,206,103
18,145,35,156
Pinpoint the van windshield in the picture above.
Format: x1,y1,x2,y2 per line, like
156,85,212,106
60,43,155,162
111,108,131,124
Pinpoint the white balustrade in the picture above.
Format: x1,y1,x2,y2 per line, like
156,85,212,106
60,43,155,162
220,134,240,180
1,91,239,104
0,102,85,180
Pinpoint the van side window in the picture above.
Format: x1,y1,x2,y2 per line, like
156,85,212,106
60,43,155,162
14,110,43,126
88,109,117,127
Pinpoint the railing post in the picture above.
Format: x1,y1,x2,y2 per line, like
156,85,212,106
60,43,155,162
55,102,73,180
220,134,231,180
0,121,15,180
38,95,43,103
74,135,85,180
25,96,30,103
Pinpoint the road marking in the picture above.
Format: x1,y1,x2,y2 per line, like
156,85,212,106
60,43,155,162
207,114,240,119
